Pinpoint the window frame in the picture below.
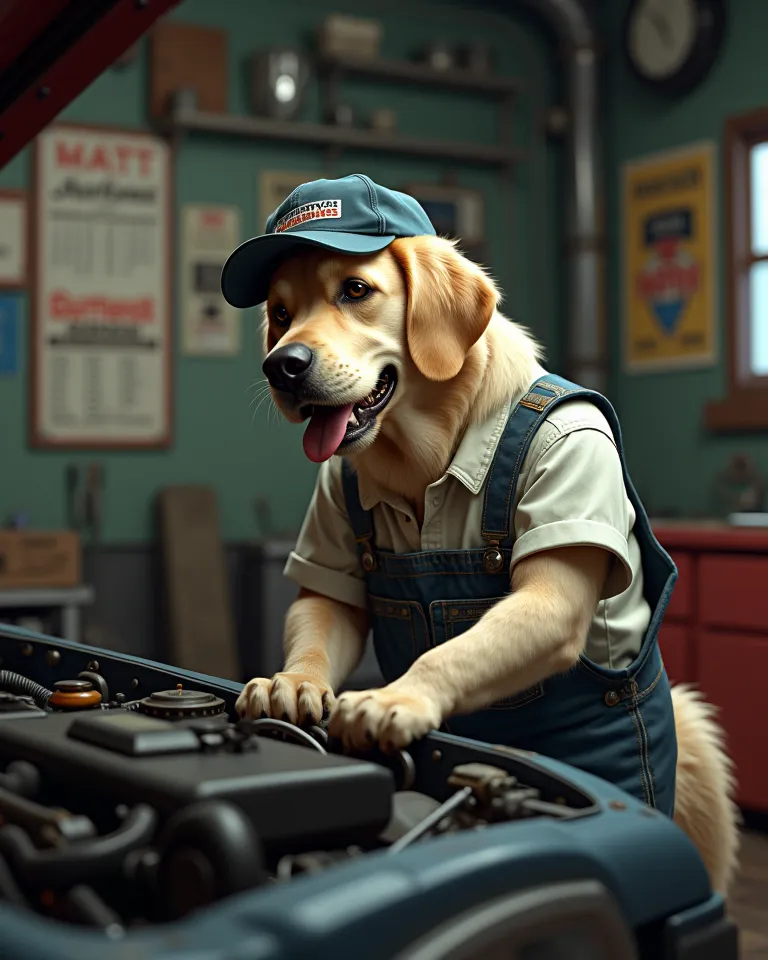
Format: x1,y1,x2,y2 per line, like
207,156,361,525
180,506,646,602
706,107,768,432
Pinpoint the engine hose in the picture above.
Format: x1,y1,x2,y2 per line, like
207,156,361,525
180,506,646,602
0,672,53,709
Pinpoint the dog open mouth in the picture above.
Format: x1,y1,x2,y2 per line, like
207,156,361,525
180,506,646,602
301,366,398,463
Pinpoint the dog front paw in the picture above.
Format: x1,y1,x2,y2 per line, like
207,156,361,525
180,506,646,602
236,673,334,726
328,684,443,753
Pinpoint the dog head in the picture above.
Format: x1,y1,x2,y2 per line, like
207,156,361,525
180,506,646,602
261,235,500,464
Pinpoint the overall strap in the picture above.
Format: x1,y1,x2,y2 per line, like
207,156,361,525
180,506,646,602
480,372,676,615
481,374,599,553
340,461,375,543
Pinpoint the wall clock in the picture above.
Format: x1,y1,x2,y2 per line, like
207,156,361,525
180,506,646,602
624,0,726,96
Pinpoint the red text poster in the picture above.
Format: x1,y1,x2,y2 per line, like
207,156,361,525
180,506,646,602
32,125,172,447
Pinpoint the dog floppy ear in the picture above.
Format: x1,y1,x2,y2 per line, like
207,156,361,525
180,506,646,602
389,236,499,382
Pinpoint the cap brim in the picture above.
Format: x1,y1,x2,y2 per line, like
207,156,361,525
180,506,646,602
220,231,396,308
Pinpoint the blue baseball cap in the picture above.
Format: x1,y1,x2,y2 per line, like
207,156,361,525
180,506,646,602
220,173,436,308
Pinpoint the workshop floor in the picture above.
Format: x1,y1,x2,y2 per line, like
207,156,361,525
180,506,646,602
731,829,768,958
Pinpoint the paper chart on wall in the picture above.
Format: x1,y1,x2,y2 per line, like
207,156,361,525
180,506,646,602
33,125,171,447
180,204,241,356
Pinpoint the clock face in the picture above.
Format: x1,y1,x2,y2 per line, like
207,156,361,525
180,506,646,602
627,0,698,80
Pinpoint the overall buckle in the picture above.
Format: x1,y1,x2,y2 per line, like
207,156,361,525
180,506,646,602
483,539,505,574
360,540,377,572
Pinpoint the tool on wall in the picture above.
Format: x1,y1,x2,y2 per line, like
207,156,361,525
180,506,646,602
85,463,104,547
66,465,85,533
66,463,104,543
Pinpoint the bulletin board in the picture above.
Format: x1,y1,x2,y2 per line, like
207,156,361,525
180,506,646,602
31,124,173,448
622,141,717,373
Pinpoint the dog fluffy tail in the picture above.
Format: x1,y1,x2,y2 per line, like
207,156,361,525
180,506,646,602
671,684,741,895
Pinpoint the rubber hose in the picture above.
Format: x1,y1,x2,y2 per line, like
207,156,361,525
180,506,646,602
0,671,53,709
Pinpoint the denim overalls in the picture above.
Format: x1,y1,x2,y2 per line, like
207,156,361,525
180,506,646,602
341,374,679,816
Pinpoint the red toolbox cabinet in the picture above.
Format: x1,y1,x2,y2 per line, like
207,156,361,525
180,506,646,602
654,523,768,812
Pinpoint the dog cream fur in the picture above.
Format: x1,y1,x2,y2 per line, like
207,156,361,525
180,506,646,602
238,235,740,895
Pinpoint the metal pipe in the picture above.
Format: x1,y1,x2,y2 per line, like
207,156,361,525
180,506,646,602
518,0,605,392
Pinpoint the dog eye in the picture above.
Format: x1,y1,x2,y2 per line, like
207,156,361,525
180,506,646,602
272,305,291,328
342,279,370,301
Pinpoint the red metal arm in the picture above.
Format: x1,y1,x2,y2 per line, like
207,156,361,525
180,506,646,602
0,0,182,170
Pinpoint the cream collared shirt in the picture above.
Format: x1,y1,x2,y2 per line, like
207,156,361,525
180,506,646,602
284,374,651,670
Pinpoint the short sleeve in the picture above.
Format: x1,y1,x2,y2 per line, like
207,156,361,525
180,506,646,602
283,459,368,609
510,415,633,600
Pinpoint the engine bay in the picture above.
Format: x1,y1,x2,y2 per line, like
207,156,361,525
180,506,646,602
0,654,600,934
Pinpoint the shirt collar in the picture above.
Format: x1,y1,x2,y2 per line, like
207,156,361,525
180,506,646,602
444,401,511,495
356,365,543,510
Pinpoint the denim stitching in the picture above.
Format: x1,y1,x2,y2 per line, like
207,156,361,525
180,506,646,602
368,596,424,663
576,627,656,684
429,598,545,710
438,598,504,629
482,380,582,544
489,684,545,710
413,603,430,654
627,706,653,807
635,663,664,701
370,568,509,580
481,410,541,541
635,701,658,806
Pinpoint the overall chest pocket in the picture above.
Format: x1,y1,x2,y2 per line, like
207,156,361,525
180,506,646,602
369,595,431,682
430,598,545,710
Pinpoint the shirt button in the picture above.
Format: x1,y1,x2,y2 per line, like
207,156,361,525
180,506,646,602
432,497,441,507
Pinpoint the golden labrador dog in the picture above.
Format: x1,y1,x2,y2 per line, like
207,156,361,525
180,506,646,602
237,235,739,895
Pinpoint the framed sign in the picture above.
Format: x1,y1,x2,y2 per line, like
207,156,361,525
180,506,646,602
0,189,27,288
259,170,321,231
403,183,485,262
622,141,717,372
31,124,173,448
404,183,484,245
180,204,241,356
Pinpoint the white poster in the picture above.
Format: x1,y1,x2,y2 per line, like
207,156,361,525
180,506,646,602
33,125,171,447
0,191,27,288
180,204,241,356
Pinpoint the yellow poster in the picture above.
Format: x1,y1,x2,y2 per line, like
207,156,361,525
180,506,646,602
623,142,717,372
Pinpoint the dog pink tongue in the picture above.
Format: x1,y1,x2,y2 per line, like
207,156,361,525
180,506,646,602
303,404,355,463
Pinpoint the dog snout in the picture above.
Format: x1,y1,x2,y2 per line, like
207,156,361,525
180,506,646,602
262,343,314,394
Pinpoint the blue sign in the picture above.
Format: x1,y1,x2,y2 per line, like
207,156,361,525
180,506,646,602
0,296,18,375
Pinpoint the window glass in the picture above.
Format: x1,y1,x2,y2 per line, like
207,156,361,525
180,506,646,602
750,141,768,255
749,260,768,376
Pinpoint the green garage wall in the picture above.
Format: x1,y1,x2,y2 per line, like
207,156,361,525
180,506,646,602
0,0,559,543
602,1,768,517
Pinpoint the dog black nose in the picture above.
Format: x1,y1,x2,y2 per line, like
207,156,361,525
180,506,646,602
262,343,314,394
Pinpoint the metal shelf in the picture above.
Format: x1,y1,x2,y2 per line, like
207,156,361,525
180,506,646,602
163,105,523,168
317,54,522,98
0,586,94,608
